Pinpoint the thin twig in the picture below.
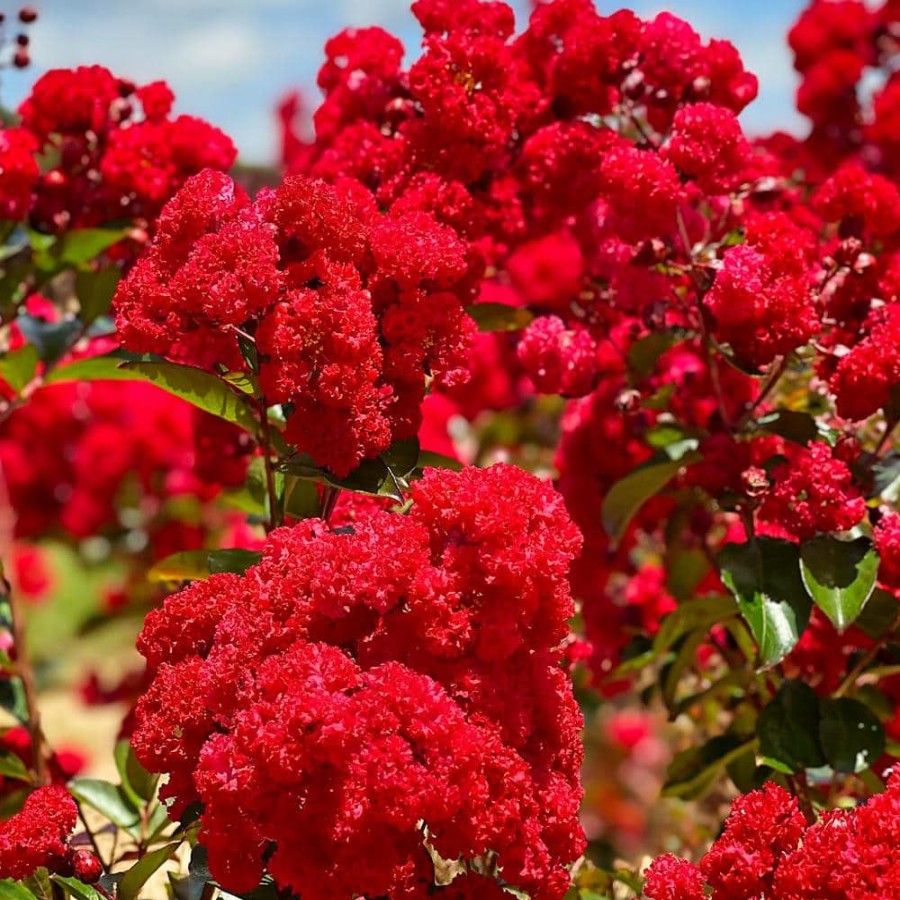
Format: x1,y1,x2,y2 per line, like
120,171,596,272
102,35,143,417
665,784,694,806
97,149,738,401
0,460,48,784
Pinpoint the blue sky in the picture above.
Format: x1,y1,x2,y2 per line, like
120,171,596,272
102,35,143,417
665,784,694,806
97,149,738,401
3,0,809,164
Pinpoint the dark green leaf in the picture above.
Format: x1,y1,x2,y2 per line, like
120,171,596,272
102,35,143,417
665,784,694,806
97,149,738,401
68,778,140,831
415,450,463,472
0,345,39,395
856,589,900,639
757,680,826,773
872,452,900,503
719,538,812,667
662,735,756,800
381,436,420,479
0,679,28,722
16,317,80,366
283,476,320,520
464,302,533,333
118,842,181,900
756,409,818,445
74,267,120,324
800,535,879,632
819,697,885,773
148,549,262,583
602,452,701,541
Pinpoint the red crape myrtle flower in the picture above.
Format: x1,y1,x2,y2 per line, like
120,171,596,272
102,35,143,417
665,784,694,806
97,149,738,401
645,772,900,899
132,464,584,900
114,169,477,476
0,786,78,880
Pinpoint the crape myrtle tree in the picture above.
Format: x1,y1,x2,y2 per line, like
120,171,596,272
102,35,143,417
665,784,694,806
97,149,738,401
0,0,898,898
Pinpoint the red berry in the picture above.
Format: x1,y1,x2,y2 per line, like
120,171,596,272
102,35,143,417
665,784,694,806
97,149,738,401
12,48,29,68
17,7,37,23
72,850,102,884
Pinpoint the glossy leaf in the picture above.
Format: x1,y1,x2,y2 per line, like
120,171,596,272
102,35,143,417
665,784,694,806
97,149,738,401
52,878,104,900
0,881,37,900
719,538,812,667
800,535,879,632
69,778,140,831
148,549,262,583
118,843,181,900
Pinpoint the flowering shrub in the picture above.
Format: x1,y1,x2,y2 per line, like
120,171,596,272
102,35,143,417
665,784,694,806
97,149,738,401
0,1,899,900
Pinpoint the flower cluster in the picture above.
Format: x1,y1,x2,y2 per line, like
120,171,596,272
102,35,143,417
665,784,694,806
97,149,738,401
132,464,584,899
0,786,79,881
644,772,900,899
114,170,476,475
0,65,236,233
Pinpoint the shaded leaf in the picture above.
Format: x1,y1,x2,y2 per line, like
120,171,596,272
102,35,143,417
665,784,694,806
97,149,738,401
800,535,879,632
465,302,533,333
114,740,158,805
16,317,80,366
757,680,825,773
0,751,30,783
74,267,121,325
819,697,885,773
663,735,756,800
756,409,818,445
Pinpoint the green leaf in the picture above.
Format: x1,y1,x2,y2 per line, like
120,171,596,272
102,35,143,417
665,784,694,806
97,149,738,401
415,450,463,472
74,267,120,324
800,535,879,632
380,436,420,479
602,452,701,541
856,588,900,639
819,697,885,773
114,740,158,805
40,351,144,385
44,356,260,436
757,680,826,773
0,679,28,722
464,302,533,333
283,476,320,520
653,594,738,658
16,317,80,366
872,452,900,503
0,345,39,395
756,409,818,445
68,778,140,831
118,361,260,436
719,538,812,667
628,332,679,380
148,549,262,583
0,881,37,900
52,877,104,900
118,843,181,900
0,750,31,782
58,228,127,267
662,736,756,800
